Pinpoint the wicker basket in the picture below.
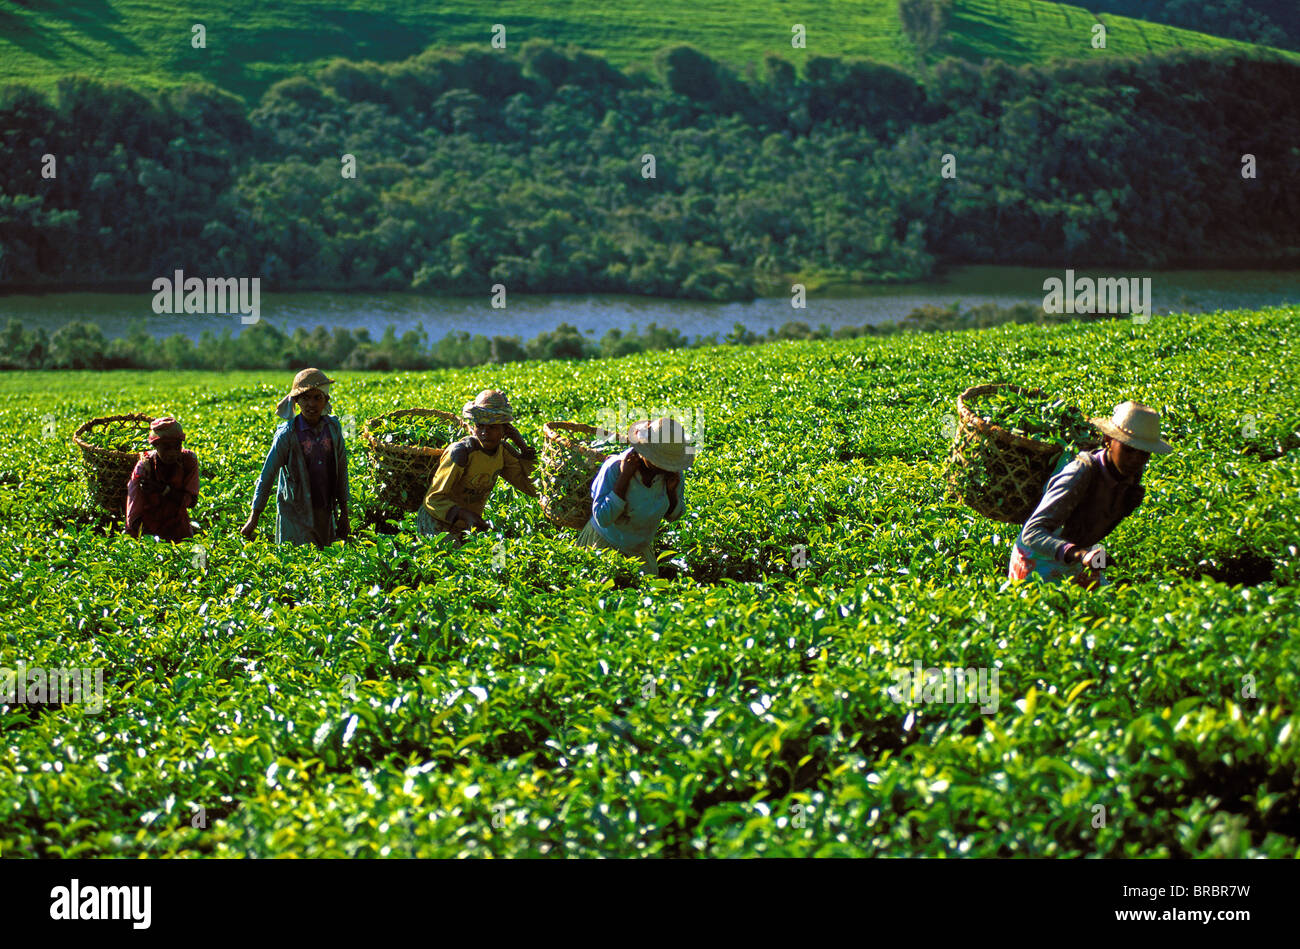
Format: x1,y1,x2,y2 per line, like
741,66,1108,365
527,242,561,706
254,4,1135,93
360,408,467,514
538,421,621,530
72,414,153,514
945,384,1084,524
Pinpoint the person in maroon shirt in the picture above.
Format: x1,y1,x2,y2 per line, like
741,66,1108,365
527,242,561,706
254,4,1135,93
125,417,200,541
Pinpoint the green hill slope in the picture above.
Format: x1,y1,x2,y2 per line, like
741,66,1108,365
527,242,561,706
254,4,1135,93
1,0,1289,101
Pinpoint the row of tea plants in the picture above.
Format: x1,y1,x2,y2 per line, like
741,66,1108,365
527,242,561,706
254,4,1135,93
0,305,1296,856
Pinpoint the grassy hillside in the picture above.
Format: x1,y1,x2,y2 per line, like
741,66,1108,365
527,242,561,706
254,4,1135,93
1,0,1287,101
1,305,1297,856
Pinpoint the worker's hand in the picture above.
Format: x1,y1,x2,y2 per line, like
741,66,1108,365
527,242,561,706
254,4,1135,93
238,514,259,540
139,474,166,496
620,452,643,478
1069,546,1109,570
456,510,488,532
503,422,527,448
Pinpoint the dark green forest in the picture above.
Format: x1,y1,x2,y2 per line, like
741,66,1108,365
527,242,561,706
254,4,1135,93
2,42,1297,300
1091,1,1300,51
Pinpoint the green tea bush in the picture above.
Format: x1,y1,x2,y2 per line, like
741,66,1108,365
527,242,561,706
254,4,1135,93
967,389,1096,449
0,306,1297,857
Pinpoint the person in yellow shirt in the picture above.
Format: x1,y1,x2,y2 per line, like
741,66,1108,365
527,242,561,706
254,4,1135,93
417,389,539,539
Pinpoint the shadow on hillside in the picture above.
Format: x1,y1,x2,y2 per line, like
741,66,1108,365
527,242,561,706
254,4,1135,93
193,8,435,102
943,6,1032,63
0,7,88,60
16,0,143,57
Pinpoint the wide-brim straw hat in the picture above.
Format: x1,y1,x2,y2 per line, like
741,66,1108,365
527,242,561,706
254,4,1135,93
628,417,695,472
1090,401,1173,455
463,389,515,425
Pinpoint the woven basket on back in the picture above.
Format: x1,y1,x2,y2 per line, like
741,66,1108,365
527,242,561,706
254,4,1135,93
538,421,621,530
72,413,153,514
360,408,467,514
945,384,1077,524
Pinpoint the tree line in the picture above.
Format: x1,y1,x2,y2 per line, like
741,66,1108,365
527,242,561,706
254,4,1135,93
1,42,1297,300
0,301,1114,371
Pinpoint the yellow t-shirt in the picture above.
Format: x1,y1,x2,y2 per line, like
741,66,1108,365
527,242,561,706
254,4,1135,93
422,437,538,528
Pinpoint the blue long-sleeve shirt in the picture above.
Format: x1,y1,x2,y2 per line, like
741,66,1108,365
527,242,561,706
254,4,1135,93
251,413,349,545
589,448,685,551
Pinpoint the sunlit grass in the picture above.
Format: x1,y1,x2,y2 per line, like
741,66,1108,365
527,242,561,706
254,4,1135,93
0,0,1288,102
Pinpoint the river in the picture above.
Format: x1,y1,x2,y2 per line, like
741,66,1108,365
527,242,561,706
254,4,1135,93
2,266,1297,343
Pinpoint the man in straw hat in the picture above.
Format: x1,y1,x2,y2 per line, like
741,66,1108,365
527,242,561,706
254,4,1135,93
1009,400,1172,587
125,416,200,541
577,416,693,577
241,368,351,547
418,389,539,540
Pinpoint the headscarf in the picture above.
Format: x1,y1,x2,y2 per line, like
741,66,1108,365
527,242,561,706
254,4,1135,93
148,416,185,444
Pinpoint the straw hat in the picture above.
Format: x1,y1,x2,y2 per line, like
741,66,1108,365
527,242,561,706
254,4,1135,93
628,417,695,472
463,389,515,425
1090,401,1173,455
276,368,335,420
290,368,335,398
148,416,184,444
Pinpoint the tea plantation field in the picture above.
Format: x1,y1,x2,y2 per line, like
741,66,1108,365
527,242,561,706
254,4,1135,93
1,305,1298,857
0,0,1279,100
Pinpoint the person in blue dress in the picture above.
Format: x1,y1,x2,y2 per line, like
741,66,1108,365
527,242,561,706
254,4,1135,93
577,417,695,576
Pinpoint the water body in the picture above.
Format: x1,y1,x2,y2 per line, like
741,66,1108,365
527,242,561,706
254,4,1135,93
2,266,1297,343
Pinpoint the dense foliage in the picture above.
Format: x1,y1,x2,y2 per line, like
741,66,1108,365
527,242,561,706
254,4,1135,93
2,44,1297,298
78,421,151,454
367,415,462,450
1,305,1297,856
970,389,1096,449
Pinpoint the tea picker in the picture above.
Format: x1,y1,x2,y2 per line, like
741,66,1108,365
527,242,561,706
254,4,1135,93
576,417,694,577
241,368,352,548
125,416,201,542
1009,402,1173,587
416,389,540,540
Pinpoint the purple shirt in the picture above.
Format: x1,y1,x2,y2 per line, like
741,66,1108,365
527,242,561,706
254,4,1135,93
295,414,336,509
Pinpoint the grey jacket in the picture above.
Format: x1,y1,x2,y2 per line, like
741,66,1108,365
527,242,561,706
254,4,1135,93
251,414,350,546
1019,449,1145,562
